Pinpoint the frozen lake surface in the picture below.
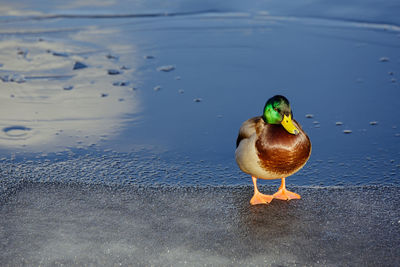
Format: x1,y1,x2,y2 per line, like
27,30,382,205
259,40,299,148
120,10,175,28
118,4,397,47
1,182,399,266
1,0,400,265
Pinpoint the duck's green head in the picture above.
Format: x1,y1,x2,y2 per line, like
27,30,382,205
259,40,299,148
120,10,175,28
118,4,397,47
263,95,299,135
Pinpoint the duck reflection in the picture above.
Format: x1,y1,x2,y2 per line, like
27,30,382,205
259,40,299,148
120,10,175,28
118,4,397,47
232,187,306,241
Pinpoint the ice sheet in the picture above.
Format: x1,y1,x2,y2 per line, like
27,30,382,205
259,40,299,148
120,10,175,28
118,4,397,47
1,182,399,266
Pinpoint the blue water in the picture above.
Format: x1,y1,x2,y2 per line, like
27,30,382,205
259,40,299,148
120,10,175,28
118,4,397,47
0,0,399,187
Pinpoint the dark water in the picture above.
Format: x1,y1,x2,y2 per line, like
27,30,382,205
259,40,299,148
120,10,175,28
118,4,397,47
1,0,399,186
0,1,400,265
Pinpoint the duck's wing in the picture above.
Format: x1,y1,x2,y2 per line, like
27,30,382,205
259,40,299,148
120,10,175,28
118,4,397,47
236,116,263,148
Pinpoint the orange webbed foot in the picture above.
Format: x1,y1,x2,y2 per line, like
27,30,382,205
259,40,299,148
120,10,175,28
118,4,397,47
250,192,274,205
272,177,301,201
250,176,274,205
272,188,301,201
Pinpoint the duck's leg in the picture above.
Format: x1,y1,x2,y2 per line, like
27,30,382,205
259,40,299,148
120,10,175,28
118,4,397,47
250,176,273,205
272,178,301,201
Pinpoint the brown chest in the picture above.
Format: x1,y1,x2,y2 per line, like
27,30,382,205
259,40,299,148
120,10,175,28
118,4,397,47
255,124,311,175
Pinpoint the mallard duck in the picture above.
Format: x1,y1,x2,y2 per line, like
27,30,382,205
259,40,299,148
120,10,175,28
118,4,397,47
235,95,311,205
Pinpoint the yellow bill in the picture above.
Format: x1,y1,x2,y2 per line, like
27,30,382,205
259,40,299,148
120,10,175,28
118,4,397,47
281,114,299,135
